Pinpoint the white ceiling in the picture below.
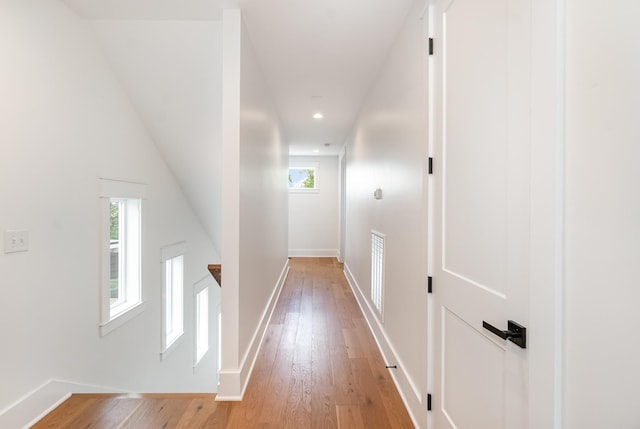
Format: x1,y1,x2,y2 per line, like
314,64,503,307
60,0,415,250
61,0,415,156
62,0,233,20
88,19,224,246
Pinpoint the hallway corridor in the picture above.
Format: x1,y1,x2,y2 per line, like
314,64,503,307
221,257,414,427
33,258,414,428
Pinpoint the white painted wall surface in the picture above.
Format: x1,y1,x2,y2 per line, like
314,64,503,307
220,8,243,397
343,1,428,426
219,9,289,399
528,0,564,426
0,0,221,416
89,20,224,255
564,1,640,427
288,156,339,257
238,13,289,368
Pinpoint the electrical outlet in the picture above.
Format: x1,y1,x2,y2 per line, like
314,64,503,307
4,230,29,253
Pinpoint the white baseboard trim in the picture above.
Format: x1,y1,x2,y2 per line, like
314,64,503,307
288,249,338,258
216,259,290,401
343,263,426,429
0,379,123,429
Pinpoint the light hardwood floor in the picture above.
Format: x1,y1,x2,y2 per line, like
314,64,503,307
32,258,414,428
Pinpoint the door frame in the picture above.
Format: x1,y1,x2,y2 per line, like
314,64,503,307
527,0,565,427
424,0,565,427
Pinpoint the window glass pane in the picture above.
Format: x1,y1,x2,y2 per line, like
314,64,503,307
109,200,123,306
172,256,183,337
164,255,184,350
288,167,316,189
165,260,173,335
109,197,141,318
124,198,141,306
195,287,209,363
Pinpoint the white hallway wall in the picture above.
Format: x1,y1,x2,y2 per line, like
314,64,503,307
288,156,339,257
343,0,428,427
563,0,640,427
219,9,289,399
342,0,640,427
0,0,220,418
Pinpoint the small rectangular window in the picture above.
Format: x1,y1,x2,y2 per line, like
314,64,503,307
162,242,186,358
100,179,146,336
288,167,317,189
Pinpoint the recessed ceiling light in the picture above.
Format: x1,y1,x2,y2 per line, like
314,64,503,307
313,113,323,119
324,143,331,147
313,149,320,153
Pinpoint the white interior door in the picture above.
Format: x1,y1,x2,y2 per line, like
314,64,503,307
430,0,531,427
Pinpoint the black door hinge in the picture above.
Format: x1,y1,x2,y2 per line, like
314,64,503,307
428,157,433,174
429,38,434,55
427,393,432,411
428,276,433,293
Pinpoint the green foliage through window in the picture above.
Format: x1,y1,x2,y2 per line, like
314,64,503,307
110,202,119,240
288,167,317,189
302,169,315,188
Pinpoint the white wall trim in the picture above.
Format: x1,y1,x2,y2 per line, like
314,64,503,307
288,249,338,258
0,380,124,429
216,259,290,401
529,0,565,427
99,178,148,199
343,263,423,429
98,301,146,337
220,6,242,394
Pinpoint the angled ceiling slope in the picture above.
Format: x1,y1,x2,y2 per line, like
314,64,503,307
61,0,416,255
62,0,416,156
69,12,225,250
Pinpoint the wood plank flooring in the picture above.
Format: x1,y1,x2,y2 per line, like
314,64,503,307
32,257,414,428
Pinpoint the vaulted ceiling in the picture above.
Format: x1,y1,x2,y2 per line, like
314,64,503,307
60,0,415,247
62,0,415,156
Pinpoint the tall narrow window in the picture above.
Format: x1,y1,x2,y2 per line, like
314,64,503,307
100,179,146,336
109,198,141,317
161,242,186,358
195,284,209,365
371,231,385,320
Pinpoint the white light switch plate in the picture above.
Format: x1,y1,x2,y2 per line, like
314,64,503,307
4,230,29,253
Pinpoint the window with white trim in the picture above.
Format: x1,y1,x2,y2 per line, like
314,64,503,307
288,161,319,191
161,242,186,357
100,179,146,336
288,167,316,189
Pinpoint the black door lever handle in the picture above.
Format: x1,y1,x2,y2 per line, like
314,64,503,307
482,320,527,349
